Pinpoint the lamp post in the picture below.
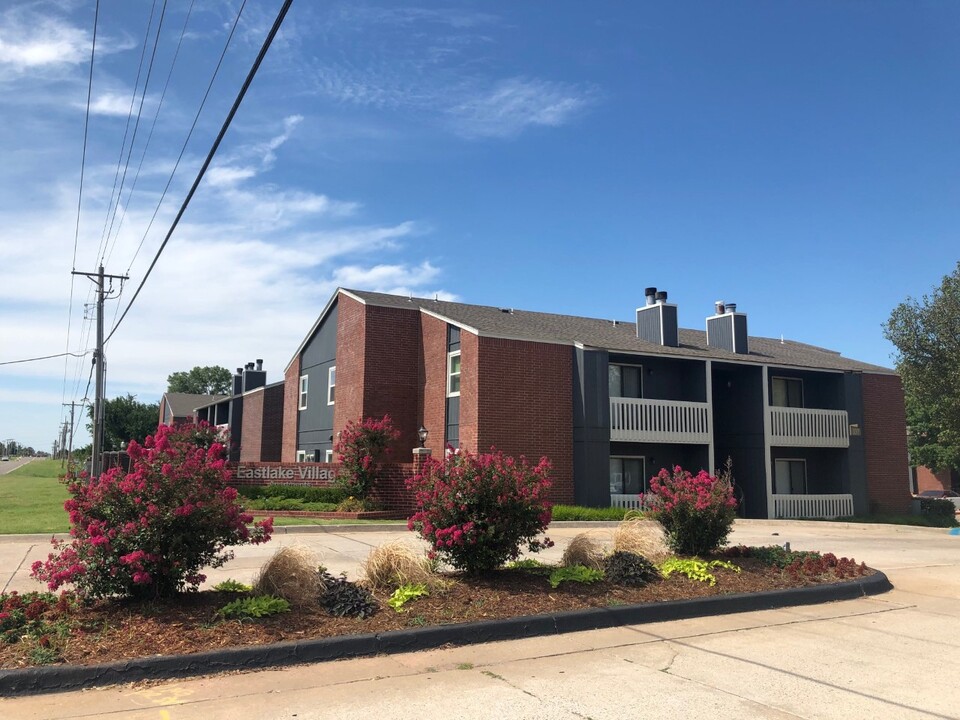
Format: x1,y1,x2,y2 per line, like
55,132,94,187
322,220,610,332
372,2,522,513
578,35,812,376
417,425,428,448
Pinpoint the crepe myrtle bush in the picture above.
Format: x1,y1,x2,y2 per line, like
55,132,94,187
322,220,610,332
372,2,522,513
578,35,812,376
642,466,738,557
407,448,554,574
334,415,400,499
31,422,273,599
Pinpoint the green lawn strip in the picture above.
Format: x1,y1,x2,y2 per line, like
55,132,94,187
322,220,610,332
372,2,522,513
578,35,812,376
256,516,402,527
0,460,71,534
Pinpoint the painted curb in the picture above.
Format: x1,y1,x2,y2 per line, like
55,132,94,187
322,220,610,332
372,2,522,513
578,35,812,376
0,571,892,697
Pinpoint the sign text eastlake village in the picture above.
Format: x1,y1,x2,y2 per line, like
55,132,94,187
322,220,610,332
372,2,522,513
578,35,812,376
236,465,335,481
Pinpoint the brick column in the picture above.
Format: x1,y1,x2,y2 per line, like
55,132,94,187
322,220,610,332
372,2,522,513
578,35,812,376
412,447,432,474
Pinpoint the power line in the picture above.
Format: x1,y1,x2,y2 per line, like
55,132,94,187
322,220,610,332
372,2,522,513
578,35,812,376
0,350,92,367
104,0,197,269
122,0,248,276
62,0,101,430
100,0,170,266
108,0,294,343
95,0,160,265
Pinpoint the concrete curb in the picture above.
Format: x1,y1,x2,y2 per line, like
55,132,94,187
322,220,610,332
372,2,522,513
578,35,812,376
0,571,892,697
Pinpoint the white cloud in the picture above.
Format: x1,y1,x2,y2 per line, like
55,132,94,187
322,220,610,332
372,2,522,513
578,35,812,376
0,18,89,69
206,165,258,187
85,91,155,117
448,77,593,139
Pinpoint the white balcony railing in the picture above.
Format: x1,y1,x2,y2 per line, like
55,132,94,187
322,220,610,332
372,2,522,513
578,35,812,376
769,407,849,448
772,493,854,519
610,494,655,511
610,397,711,444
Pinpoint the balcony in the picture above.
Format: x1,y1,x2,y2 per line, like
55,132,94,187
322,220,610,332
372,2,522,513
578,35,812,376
610,397,711,444
769,407,849,448
772,493,854,519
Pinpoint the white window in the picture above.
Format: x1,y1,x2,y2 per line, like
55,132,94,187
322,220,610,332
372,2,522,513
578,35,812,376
447,351,461,396
772,377,803,408
325,449,333,463
774,458,807,494
299,375,308,410
327,366,336,405
296,450,307,463
609,364,642,398
610,456,646,495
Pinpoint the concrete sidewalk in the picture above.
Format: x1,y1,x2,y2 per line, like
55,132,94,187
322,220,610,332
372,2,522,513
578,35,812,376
2,520,958,718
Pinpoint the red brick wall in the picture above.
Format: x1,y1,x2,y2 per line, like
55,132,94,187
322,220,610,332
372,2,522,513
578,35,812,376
474,337,575,505
333,293,366,436
361,304,421,452
281,361,300,462
916,466,959,493
240,389,265,463
862,373,911,513
420,313,448,455
458,330,479,451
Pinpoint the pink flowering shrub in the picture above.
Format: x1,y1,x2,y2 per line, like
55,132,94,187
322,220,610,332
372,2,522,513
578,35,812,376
407,449,554,574
31,423,273,599
643,466,738,556
334,415,400,499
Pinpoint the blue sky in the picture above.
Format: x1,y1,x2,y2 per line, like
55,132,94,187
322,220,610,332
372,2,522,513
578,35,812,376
0,0,957,451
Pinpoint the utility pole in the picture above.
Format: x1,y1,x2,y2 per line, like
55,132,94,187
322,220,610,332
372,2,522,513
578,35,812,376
72,265,127,477
62,402,79,468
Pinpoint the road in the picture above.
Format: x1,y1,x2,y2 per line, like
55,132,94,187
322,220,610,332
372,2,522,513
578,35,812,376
2,520,959,719
0,456,32,475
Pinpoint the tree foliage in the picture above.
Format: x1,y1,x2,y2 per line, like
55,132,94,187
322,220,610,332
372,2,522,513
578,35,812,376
167,365,232,395
86,394,160,452
885,261,960,472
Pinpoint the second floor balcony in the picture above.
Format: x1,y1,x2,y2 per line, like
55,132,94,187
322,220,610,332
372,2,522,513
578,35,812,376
769,407,850,448
610,397,711,444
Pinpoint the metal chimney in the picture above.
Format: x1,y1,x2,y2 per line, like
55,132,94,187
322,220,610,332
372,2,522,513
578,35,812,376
706,301,748,354
644,287,657,307
636,288,679,347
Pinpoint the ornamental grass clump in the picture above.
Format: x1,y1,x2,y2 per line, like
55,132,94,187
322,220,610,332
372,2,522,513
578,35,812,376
643,466,738,557
612,517,670,562
560,533,606,570
407,449,554,574
31,423,273,599
253,546,324,608
361,540,436,592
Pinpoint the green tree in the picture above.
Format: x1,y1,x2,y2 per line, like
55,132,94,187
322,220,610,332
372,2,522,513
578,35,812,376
87,394,160,451
885,261,960,472
166,365,233,395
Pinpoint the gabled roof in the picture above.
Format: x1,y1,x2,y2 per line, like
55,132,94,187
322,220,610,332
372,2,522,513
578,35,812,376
343,289,896,375
162,392,229,417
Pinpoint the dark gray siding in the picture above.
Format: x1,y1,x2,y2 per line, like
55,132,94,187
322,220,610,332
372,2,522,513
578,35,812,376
767,368,844,410
711,362,766,518
610,354,706,402
707,316,732,352
611,442,710,484
843,372,868,514
298,301,338,457
573,347,610,507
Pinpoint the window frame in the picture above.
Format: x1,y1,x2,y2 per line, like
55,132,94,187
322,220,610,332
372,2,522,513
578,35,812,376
447,350,462,397
327,366,336,405
609,455,647,496
325,449,333,463
296,450,307,463
771,376,804,408
773,458,807,495
608,362,643,399
298,375,308,410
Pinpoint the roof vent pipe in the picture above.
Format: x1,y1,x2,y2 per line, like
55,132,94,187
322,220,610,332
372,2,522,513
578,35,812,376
644,287,657,306
725,302,737,314
256,359,263,371
715,301,725,315
655,290,668,305
245,362,254,371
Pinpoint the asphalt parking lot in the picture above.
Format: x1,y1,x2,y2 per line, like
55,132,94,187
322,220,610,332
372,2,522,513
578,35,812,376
2,519,959,719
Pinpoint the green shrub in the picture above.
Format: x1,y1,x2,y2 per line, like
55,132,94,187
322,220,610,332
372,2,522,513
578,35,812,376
335,496,378,513
319,571,379,618
919,498,959,527
721,544,821,568
217,595,290,620
548,564,605,589
550,505,629,521
602,551,660,587
241,497,339,512
212,579,252,592
505,558,552,574
387,583,430,611
644,466,737,556
236,485,347,504
658,558,740,587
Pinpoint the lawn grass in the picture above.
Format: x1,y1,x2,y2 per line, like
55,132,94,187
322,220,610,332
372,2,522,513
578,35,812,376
0,459,71,534
258,516,402,527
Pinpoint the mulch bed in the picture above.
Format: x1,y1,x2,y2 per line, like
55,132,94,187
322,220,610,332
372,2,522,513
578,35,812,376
0,559,873,670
